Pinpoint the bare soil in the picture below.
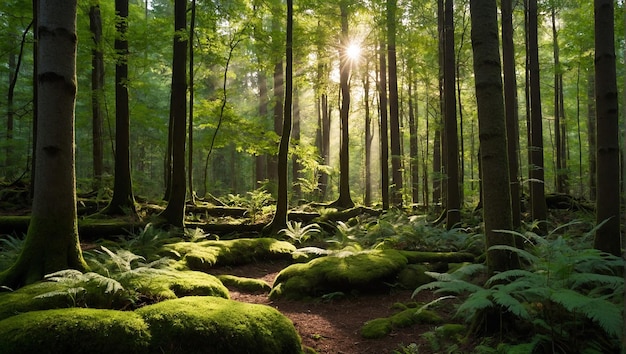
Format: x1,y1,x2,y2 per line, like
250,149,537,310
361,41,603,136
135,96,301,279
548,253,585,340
212,260,462,354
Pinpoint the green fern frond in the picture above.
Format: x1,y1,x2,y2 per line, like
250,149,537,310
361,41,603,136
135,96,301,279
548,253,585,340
450,263,487,278
490,286,530,320
485,269,538,286
44,269,86,283
568,273,623,291
456,289,494,319
488,245,539,264
550,288,622,338
413,279,483,298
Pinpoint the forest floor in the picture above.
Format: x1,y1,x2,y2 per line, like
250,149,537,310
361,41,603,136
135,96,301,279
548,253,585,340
211,259,468,354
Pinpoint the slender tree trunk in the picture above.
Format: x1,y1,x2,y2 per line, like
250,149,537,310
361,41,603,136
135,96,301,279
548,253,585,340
470,0,520,275
256,52,268,188
0,0,87,288
444,0,460,229
265,0,293,234
160,0,187,227
408,73,419,205
593,0,620,256
268,14,283,196
30,0,39,198
387,0,403,207
103,0,136,217
378,40,390,210
188,0,196,203
528,0,547,232
6,49,16,178
587,72,597,201
331,1,354,209
320,94,331,199
552,7,567,194
292,84,302,200
89,2,104,191
364,59,372,206
502,0,521,230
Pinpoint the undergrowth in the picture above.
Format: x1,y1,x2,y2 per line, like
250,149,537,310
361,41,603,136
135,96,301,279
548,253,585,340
414,221,624,353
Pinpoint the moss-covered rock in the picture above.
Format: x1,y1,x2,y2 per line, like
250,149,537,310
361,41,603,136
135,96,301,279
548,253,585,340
163,238,295,271
360,308,442,339
269,249,408,300
0,282,85,321
129,270,229,300
397,264,432,289
217,274,271,293
137,296,303,354
0,308,151,354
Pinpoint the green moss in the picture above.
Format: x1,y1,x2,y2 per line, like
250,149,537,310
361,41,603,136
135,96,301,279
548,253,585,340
270,249,408,300
435,323,466,338
0,282,80,321
360,308,442,340
137,296,303,354
129,270,229,300
399,250,475,264
163,238,295,271
360,318,392,339
0,308,151,354
217,274,271,293
397,264,432,289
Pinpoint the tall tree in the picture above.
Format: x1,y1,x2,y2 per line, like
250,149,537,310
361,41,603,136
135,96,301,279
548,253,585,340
501,0,521,229
593,0,620,256
387,0,403,207
378,40,390,210
188,0,196,203
265,0,293,234
0,0,87,288
527,0,547,232
551,6,567,193
160,0,188,227
102,0,136,216
268,10,284,195
587,71,597,201
331,0,355,208
363,58,373,206
408,72,419,204
469,0,520,274
443,0,461,228
89,0,104,191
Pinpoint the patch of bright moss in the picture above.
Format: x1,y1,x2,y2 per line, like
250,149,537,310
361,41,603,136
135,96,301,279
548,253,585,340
0,282,80,321
217,274,271,293
0,308,151,354
397,264,432,289
435,323,466,339
129,270,229,300
137,296,303,354
270,249,408,300
360,308,442,339
163,238,295,271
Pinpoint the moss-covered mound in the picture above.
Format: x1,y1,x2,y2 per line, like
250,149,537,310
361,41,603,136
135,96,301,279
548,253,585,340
163,238,295,271
137,296,303,354
129,270,230,300
360,308,442,339
217,274,271,293
0,282,77,321
269,249,408,300
0,308,152,354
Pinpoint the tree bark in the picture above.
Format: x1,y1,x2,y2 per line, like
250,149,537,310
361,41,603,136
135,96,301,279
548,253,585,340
387,0,403,207
160,0,187,227
103,0,136,217
0,0,87,288
363,58,372,206
470,0,520,274
593,0,620,256
378,40,390,210
527,0,547,232
89,2,104,191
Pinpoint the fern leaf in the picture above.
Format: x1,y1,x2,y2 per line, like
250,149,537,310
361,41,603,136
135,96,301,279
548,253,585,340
488,245,539,264
490,286,530,320
485,269,537,287
456,289,494,318
550,288,622,338
44,269,85,283
568,273,623,291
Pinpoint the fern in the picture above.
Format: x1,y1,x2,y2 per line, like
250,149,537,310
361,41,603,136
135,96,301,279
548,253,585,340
279,221,321,244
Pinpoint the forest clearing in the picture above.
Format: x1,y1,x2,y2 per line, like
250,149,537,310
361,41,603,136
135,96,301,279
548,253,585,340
0,0,625,353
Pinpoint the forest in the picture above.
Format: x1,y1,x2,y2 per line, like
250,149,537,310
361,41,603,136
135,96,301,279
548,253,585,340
0,0,624,353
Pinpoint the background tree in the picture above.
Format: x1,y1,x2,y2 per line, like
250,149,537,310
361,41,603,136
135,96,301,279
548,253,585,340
160,0,187,227
102,0,136,217
89,0,104,191
378,39,390,210
593,0,620,256
470,0,520,274
0,0,87,288
387,0,403,208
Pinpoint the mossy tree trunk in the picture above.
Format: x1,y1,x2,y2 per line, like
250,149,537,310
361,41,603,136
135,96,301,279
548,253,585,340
0,0,87,289
469,0,520,274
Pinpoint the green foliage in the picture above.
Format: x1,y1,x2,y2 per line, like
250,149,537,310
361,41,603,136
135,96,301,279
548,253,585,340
0,235,24,272
279,221,321,244
414,228,624,352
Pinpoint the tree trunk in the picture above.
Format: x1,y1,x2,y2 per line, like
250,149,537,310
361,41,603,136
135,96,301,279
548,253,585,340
256,59,268,188
292,84,302,200
527,0,547,232
387,0,403,208
331,1,354,209
552,7,567,194
265,0,293,234
587,71,597,201
378,39,390,210
89,2,104,191
30,0,39,198
160,0,187,227
268,14,284,197
408,73,419,205
593,0,620,256
0,0,87,288
501,0,521,230
363,58,372,206
444,0,460,229
187,0,196,203
470,0,520,274
103,0,136,217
